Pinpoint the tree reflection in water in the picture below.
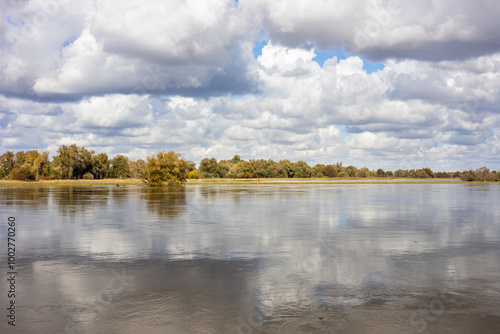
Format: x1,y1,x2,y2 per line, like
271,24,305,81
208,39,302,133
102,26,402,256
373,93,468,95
141,186,187,219
0,187,49,210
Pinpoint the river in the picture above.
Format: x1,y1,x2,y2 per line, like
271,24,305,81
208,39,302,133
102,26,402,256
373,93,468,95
1,184,499,333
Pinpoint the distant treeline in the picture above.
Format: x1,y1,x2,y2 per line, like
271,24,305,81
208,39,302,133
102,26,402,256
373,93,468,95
1,145,499,183
195,156,500,181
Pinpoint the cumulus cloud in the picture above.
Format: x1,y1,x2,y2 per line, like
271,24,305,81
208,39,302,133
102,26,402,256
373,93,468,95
1,0,500,170
261,0,500,61
1,0,260,100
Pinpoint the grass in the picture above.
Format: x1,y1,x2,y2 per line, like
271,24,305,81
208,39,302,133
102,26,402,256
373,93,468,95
185,180,466,185
1,178,496,187
0,178,145,187
184,177,467,185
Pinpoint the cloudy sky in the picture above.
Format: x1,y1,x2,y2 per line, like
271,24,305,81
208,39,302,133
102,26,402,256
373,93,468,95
1,0,500,170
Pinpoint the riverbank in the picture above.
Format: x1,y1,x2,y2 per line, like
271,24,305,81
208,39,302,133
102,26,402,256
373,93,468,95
0,179,145,186
186,178,467,185
0,177,481,186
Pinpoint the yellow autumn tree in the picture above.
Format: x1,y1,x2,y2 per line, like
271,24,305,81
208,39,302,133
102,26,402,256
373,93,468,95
144,150,189,186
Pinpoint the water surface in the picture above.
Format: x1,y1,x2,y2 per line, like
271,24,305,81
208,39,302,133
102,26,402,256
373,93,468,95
1,184,499,333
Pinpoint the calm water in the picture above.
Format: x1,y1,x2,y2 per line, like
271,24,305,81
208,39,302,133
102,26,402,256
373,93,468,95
1,184,500,333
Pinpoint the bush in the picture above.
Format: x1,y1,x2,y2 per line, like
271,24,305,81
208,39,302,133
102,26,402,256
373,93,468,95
144,150,189,186
83,172,94,180
188,170,199,179
9,166,35,180
338,171,348,178
316,172,324,178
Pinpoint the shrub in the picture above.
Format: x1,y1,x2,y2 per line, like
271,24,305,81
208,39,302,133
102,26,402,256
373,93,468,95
188,170,199,179
83,172,94,180
9,166,35,180
338,171,348,178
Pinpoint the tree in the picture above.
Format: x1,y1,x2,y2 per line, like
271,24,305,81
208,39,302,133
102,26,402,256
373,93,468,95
279,160,294,178
313,164,325,176
0,151,15,179
92,153,110,179
376,169,386,177
128,159,146,179
51,144,94,179
231,155,241,164
144,150,189,186
294,161,313,178
422,168,434,178
25,150,50,180
460,169,476,181
186,161,197,172
109,155,130,179
267,161,287,178
323,165,338,178
9,150,50,180
357,167,370,178
250,159,268,178
199,158,220,178
415,169,429,178
346,165,357,177
394,169,408,178
233,161,254,178
217,160,231,178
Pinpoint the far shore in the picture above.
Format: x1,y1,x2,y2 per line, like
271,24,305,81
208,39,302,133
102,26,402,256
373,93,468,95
0,177,490,187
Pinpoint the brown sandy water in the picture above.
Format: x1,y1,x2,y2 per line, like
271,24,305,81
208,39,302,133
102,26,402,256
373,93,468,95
0,184,499,333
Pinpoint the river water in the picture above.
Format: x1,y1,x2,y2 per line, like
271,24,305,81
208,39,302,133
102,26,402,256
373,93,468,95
1,184,500,333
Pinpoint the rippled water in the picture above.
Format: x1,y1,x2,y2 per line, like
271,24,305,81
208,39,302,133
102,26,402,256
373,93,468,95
1,184,500,333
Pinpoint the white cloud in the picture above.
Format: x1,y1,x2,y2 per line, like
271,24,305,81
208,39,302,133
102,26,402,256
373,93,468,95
1,1,500,170
261,0,500,61
1,0,260,99
71,94,153,129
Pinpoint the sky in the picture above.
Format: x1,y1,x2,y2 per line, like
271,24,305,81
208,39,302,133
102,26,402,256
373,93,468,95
1,0,500,171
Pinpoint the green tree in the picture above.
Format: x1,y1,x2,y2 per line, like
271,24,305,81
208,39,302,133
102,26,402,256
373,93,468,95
231,155,241,164
313,164,325,176
0,151,15,179
217,160,231,178
279,160,294,178
199,158,221,178
186,161,197,172
109,155,130,179
294,161,313,178
51,144,94,179
394,169,408,178
250,159,268,178
144,150,189,186
92,153,110,179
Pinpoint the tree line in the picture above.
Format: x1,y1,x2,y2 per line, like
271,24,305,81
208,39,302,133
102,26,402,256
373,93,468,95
1,145,499,184
195,156,500,181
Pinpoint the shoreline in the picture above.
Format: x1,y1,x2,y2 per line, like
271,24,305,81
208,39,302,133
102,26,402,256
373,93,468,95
0,178,495,187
